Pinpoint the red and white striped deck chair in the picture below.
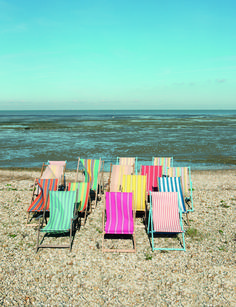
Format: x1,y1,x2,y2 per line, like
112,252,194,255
108,164,133,192
141,165,162,195
102,192,136,253
148,192,185,251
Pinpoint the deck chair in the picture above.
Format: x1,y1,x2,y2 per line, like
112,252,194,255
108,164,133,192
117,157,137,174
26,179,58,226
67,182,90,224
158,177,189,225
148,192,186,251
102,192,136,253
121,175,147,226
140,165,162,195
167,166,194,212
41,160,66,187
36,190,79,252
152,157,173,176
76,158,104,208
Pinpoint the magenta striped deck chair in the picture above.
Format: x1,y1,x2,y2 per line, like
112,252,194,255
102,192,136,253
141,165,162,195
26,179,58,225
148,192,185,251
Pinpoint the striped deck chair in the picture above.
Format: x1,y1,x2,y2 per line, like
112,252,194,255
36,191,78,252
148,192,185,251
167,166,194,212
108,164,133,192
76,158,103,208
141,165,162,195
102,192,136,253
41,160,66,186
26,179,58,225
121,175,147,226
117,157,137,174
67,182,90,224
153,157,173,176
158,177,189,225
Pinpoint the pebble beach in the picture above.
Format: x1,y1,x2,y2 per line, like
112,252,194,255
0,168,235,306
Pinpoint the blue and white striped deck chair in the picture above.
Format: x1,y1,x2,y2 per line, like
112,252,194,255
158,177,189,225
152,157,173,176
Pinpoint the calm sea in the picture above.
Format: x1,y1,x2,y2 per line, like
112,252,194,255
0,110,236,171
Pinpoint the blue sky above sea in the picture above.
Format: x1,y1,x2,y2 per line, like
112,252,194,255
0,0,235,110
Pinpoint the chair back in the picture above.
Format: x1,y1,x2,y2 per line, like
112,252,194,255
105,192,134,234
167,167,189,195
122,175,146,211
81,159,101,191
153,157,173,175
110,165,133,192
67,182,90,212
141,165,162,194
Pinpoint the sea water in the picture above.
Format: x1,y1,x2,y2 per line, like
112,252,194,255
0,110,236,171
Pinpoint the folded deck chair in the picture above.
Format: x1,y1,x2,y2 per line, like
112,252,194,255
158,177,189,225
102,192,136,253
76,158,103,208
108,164,133,192
117,157,137,174
141,165,162,195
148,192,185,251
122,175,147,226
67,182,90,224
26,179,58,225
167,166,194,212
41,160,66,186
152,157,173,176
36,190,78,252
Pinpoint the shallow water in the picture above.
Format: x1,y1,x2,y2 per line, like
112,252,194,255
0,110,236,171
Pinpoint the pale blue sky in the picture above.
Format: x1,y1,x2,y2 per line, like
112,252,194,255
0,0,235,110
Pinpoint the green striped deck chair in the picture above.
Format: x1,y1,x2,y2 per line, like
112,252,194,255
167,166,194,212
67,182,91,224
152,157,173,176
36,191,78,252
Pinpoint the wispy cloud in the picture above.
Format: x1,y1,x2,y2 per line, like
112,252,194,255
216,79,227,83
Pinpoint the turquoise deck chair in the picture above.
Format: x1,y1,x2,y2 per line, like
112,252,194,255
148,192,186,251
36,191,78,252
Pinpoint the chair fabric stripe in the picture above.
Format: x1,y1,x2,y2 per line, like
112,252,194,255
122,175,146,211
141,165,162,194
67,182,90,212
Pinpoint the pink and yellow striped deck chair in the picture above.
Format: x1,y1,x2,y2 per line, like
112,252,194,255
117,157,137,174
108,164,133,192
26,178,58,225
148,192,186,251
122,175,147,226
67,182,90,225
102,192,136,253
167,166,194,212
141,165,163,195
153,157,173,176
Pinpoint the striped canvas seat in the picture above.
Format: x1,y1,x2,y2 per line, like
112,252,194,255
105,192,134,234
153,157,173,176
122,175,147,211
148,192,185,251
41,191,77,233
141,165,162,195
80,158,101,191
117,157,137,174
27,179,58,212
158,177,186,213
109,165,133,192
167,166,194,211
36,191,78,252
67,182,90,212
41,161,66,183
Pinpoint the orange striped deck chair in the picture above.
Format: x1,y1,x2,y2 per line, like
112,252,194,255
108,164,133,192
67,182,90,224
152,157,173,176
167,166,194,212
26,178,58,225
